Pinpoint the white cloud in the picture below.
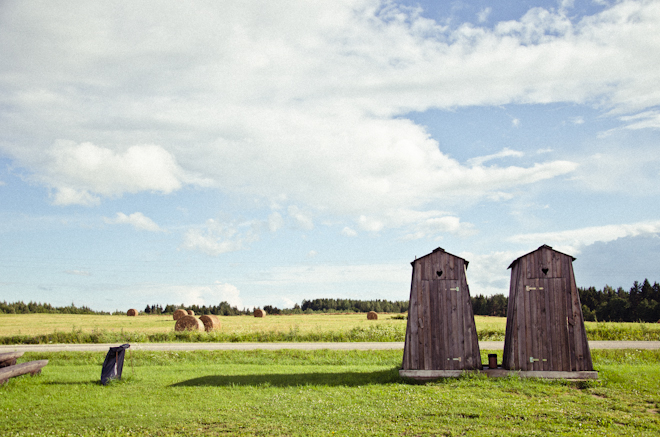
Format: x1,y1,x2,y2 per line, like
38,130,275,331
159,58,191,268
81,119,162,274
619,110,660,130
467,148,524,167
140,281,244,308
402,214,476,240
287,206,314,230
268,212,284,232
559,0,575,12
1,0,658,228
4,141,208,206
358,215,385,232
254,263,410,288
459,250,520,296
509,219,660,255
511,118,521,128
477,7,492,23
341,226,358,237
572,144,660,194
104,212,163,232
307,250,318,258
180,219,260,256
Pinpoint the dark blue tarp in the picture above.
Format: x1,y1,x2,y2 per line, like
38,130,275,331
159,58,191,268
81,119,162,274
101,343,130,385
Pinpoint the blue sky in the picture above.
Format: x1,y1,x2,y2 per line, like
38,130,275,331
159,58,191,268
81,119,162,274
1,0,659,311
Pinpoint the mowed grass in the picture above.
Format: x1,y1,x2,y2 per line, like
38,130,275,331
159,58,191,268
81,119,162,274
1,313,659,344
1,349,659,436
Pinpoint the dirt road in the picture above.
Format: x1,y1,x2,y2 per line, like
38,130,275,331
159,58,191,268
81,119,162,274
1,341,658,353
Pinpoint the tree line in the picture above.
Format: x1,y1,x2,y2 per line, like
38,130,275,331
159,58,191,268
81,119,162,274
299,298,409,313
579,279,660,322
0,301,107,315
2,279,658,321
470,294,508,317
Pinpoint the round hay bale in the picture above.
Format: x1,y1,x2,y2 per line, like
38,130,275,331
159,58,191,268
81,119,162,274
199,314,221,332
126,309,138,316
187,309,195,316
367,311,378,320
174,315,204,332
173,309,188,320
254,308,266,318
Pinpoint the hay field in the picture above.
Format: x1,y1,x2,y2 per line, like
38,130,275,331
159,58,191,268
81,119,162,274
0,313,508,337
0,313,417,337
2,313,658,343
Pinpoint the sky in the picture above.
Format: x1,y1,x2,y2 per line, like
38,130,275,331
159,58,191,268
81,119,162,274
1,0,659,312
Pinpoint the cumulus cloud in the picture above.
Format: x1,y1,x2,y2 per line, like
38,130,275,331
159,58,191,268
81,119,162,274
180,219,260,256
509,219,660,255
1,0,658,229
4,141,208,205
104,212,163,232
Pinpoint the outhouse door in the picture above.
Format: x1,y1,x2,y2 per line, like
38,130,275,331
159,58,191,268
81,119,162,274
432,278,479,370
516,277,572,371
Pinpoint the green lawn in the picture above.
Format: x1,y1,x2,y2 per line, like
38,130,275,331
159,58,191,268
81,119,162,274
1,349,658,436
2,313,659,344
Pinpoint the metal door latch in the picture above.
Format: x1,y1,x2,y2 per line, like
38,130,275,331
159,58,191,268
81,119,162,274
525,286,544,291
447,357,462,361
529,357,547,363
449,286,460,292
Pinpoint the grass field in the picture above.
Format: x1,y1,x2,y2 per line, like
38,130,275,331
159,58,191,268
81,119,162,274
1,313,659,344
1,349,659,436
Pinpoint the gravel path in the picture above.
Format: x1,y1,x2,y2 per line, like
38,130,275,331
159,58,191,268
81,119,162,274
1,341,658,353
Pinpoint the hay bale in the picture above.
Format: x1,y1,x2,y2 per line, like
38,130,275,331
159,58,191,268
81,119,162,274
173,309,188,320
199,314,221,332
187,310,195,316
126,309,138,316
254,309,266,318
174,315,204,332
367,311,378,320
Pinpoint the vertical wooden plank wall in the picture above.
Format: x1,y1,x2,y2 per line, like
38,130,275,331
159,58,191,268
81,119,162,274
502,245,593,372
402,248,482,371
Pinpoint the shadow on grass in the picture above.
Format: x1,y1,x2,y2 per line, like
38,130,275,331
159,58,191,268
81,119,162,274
171,368,404,387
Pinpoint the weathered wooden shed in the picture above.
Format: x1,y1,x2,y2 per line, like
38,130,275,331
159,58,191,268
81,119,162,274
401,247,482,376
502,245,594,374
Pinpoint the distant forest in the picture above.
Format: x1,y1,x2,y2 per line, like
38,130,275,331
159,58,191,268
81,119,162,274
1,279,658,322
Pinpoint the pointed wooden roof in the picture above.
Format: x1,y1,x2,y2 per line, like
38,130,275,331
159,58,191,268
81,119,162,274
507,244,576,269
411,246,469,269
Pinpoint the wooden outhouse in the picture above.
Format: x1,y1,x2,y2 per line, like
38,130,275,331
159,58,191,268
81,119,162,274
502,245,594,373
401,247,481,375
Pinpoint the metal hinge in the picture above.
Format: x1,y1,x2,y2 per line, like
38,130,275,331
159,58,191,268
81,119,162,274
447,357,462,362
529,357,547,363
525,286,544,291
449,286,460,292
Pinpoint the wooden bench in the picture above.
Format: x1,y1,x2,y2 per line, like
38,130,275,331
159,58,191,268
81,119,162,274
0,359,48,385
